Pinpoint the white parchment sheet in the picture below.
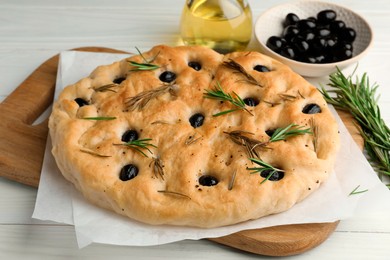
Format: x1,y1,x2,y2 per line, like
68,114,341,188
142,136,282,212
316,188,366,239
33,51,390,248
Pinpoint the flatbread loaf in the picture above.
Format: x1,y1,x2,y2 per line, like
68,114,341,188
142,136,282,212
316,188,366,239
49,45,339,228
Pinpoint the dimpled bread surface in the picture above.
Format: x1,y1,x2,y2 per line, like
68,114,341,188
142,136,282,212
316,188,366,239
49,45,339,228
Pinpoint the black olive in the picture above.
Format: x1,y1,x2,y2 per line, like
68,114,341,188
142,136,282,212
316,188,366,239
329,20,346,33
316,28,331,38
291,37,310,54
283,13,300,27
302,103,321,114
253,65,270,72
314,55,327,63
266,36,285,52
74,98,89,107
265,129,275,137
119,164,139,181
260,169,284,181
283,25,299,41
310,38,327,54
326,36,338,50
189,113,205,128
339,27,356,42
113,77,126,84
243,97,259,107
159,71,176,83
296,19,316,32
280,46,296,59
121,130,139,142
317,9,337,24
303,56,317,64
300,30,315,41
188,61,202,71
199,175,219,186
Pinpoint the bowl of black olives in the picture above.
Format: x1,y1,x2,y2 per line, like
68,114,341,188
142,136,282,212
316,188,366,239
254,0,373,77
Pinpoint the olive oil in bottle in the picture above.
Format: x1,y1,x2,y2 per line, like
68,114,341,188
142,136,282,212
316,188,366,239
180,0,252,53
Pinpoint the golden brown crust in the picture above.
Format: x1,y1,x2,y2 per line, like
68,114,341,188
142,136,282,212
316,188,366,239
49,45,339,228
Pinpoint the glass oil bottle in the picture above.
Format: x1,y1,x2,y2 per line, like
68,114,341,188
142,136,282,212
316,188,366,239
180,0,252,53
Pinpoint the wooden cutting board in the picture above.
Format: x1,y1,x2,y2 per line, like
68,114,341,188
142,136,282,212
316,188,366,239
0,47,363,256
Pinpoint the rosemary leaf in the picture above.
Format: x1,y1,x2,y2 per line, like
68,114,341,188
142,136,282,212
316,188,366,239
92,83,118,93
228,170,237,190
204,82,253,116
269,124,312,142
247,158,284,184
157,190,191,200
349,185,368,196
128,47,160,71
79,149,111,158
320,68,390,187
128,61,160,71
82,116,116,121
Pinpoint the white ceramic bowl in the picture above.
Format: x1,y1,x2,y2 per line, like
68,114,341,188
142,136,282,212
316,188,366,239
254,0,373,77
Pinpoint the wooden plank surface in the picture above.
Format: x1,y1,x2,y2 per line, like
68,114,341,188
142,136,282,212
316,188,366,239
0,46,363,256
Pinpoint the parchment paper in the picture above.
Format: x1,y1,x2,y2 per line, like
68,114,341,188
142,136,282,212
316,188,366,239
33,51,390,248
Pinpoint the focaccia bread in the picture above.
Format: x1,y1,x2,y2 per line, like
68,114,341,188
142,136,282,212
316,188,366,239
49,45,339,228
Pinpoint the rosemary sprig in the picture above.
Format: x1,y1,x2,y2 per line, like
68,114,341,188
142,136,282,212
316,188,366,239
320,68,390,188
223,59,261,87
127,47,160,71
114,138,157,157
82,116,116,121
150,157,164,180
128,61,160,71
224,130,265,158
92,83,119,93
225,124,311,158
204,82,253,116
247,158,284,184
349,185,368,196
125,83,177,111
269,124,312,142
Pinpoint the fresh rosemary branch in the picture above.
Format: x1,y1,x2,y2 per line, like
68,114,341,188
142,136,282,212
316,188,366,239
204,82,253,116
247,158,284,184
269,124,312,142
320,68,390,187
223,59,261,87
114,138,157,157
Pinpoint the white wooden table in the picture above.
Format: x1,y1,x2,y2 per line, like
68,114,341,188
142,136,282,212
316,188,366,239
1,0,390,259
